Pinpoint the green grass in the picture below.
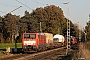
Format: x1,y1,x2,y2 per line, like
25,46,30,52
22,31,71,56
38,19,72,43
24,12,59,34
0,43,22,48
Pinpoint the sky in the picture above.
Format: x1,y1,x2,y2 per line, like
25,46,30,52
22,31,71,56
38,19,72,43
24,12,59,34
0,0,90,28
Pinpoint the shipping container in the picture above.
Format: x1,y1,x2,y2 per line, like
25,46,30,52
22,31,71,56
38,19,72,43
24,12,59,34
44,33,53,44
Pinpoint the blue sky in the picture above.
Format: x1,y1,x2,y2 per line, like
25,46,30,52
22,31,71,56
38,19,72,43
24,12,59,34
0,0,90,28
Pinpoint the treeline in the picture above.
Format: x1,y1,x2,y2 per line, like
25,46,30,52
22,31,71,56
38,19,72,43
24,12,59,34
0,5,79,43
85,21,90,41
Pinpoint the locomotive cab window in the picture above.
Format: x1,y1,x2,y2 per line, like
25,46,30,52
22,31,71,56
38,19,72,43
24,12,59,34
24,34,36,38
30,34,36,38
24,34,30,38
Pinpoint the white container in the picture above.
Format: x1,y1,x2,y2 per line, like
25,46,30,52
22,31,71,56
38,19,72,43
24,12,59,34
53,34,65,43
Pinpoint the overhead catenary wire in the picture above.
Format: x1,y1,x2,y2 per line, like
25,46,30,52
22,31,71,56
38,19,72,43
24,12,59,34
0,6,22,16
32,0,45,6
32,0,49,6
15,0,33,10
0,0,49,16
9,6,22,13
0,2,19,14
0,3,18,7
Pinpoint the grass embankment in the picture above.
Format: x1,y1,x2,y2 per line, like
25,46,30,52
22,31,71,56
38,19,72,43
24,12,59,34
0,43,22,48
71,41,90,60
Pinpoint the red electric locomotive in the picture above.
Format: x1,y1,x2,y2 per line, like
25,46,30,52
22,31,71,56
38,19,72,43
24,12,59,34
22,32,46,52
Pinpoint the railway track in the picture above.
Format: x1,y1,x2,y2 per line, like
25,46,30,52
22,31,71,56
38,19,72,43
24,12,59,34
0,47,66,60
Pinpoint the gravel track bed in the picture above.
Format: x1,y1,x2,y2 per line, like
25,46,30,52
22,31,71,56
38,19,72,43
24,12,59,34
16,47,66,60
0,47,66,60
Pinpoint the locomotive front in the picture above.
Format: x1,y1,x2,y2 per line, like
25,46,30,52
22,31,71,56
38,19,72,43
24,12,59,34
22,32,46,52
22,33,37,52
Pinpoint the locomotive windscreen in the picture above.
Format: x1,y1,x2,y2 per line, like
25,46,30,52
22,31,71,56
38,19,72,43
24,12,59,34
30,34,36,38
24,34,36,38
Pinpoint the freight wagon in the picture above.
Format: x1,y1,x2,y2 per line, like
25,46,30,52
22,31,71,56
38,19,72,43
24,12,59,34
53,34,65,47
44,33,54,48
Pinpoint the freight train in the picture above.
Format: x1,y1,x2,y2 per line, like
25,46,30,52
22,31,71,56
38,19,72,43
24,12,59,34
22,32,78,52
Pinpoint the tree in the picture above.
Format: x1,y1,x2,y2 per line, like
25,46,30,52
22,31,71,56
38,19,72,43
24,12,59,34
0,16,4,43
20,11,39,32
31,5,65,34
0,16,3,34
85,21,90,40
3,13,20,43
